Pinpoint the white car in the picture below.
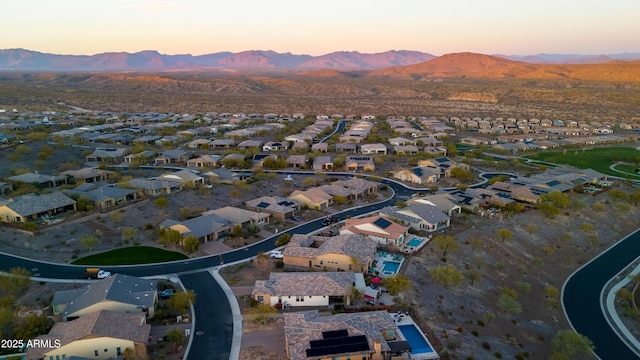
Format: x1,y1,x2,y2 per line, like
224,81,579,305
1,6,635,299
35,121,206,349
269,250,284,259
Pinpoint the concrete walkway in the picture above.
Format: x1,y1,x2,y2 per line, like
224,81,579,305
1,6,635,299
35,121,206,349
604,260,640,356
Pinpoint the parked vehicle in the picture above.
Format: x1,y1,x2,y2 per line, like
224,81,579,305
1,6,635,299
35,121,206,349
291,216,302,222
158,289,174,299
84,268,111,279
270,250,284,259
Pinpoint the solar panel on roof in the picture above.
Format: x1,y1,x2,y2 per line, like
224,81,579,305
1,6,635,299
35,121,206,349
546,180,561,186
322,329,349,339
373,217,392,229
306,334,370,357
256,202,270,208
413,167,423,176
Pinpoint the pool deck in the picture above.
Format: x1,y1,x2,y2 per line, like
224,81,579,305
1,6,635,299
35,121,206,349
394,314,440,360
402,236,431,253
372,252,406,277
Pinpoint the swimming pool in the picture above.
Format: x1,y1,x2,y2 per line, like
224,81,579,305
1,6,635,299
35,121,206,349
406,237,424,247
398,324,434,354
382,261,400,274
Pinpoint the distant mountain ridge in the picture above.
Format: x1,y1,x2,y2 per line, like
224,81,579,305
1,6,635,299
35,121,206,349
2,48,638,72
0,49,436,71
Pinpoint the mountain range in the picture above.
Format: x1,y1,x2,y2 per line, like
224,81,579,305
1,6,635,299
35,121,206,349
1,48,639,72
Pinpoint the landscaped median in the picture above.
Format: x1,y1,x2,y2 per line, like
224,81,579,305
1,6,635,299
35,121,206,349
71,246,189,265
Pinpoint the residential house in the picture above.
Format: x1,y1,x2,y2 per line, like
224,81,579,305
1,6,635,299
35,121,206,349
345,156,375,172
245,196,300,220
311,143,328,153
204,206,270,227
25,310,150,360
418,157,471,177
64,184,138,209
335,143,358,153
288,188,333,210
201,168,247,184
312,155,334,171
284,310,410,360
157,170,204,185
187,154,221,168
61,168,116,183
360,143,387,155
52,274,157,321
263,141,290,151
159,212,230,243
393,145,419,155
340,215,409,247
209,138,236,149
286,154,307,169
393,166,440,184
85,148,129,164
411,194,462,216
237,139,263,150
154,149,189,165
252,272,365,307
388,137,415,146
126,178,183,196
331,177,378,199
124,150,155,165
7,172,69,188
379,203,451,233
283,233,376,272
0,192,76,223
186,138,212,148
489,181,540,204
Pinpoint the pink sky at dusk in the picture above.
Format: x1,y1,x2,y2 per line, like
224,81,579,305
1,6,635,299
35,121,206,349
2,0,638,56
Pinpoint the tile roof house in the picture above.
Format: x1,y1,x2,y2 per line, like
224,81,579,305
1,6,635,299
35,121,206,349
7,172,69,188
284,310,409,360
360,143,388,155
418,157,471,177
393,166,440,184
85,148,129,164
201,168,247,184
60,168,116,183
283,233,376,273
288,188,333,210
203,206,270,227
25,310,151,360
345,156,375,172
311,142,328,153
154,149,189,165
159,212,230,243
286,154,308,169
339,215,409,247
245,196,300,220
64,184,138,209
252,272,366,307
126,178,183,196
0,192,76,223
379,203,451,233
52,274,158,321
157,170,204,184
187,154,221,168
411,194,462,216
330,177,378,199
312,155,334,171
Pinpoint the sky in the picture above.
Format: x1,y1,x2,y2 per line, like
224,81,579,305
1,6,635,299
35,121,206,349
2,0,639,56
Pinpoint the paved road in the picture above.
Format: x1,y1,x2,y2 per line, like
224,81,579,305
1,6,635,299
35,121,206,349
563,228,640,360
180,271,233,360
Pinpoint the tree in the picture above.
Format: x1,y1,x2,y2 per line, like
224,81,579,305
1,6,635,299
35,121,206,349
468,236,483,251
629,190,640,206
498,293,522,314
429,265,464,289
13,313,53,340
183,235,200,253
450,167,474,182
246,223,261,235
231,224,244,238
166,327,186,352
167,290,196,314
121,227,137,245
246,303,278,323
159,229,182,249
540,191,570,209
253,253,272,273
275,234,291,247
466,268,484,286
433,235,459,257
382,274,411,295
344,284,363,308
550,330,594,360
496,228,513,242
154,196,169,207
80,233,100,253
607,189,628,201
0,268,31,295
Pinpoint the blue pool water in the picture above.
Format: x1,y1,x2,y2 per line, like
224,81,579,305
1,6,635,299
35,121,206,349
406,237,424,247
398,324,434,354
382,261,400,273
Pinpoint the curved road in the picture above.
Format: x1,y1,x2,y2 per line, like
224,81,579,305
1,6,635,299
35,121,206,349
563,229,640,360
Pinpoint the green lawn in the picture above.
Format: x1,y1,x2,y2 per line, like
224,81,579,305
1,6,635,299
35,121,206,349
72,246,189,266
524,146,640,178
